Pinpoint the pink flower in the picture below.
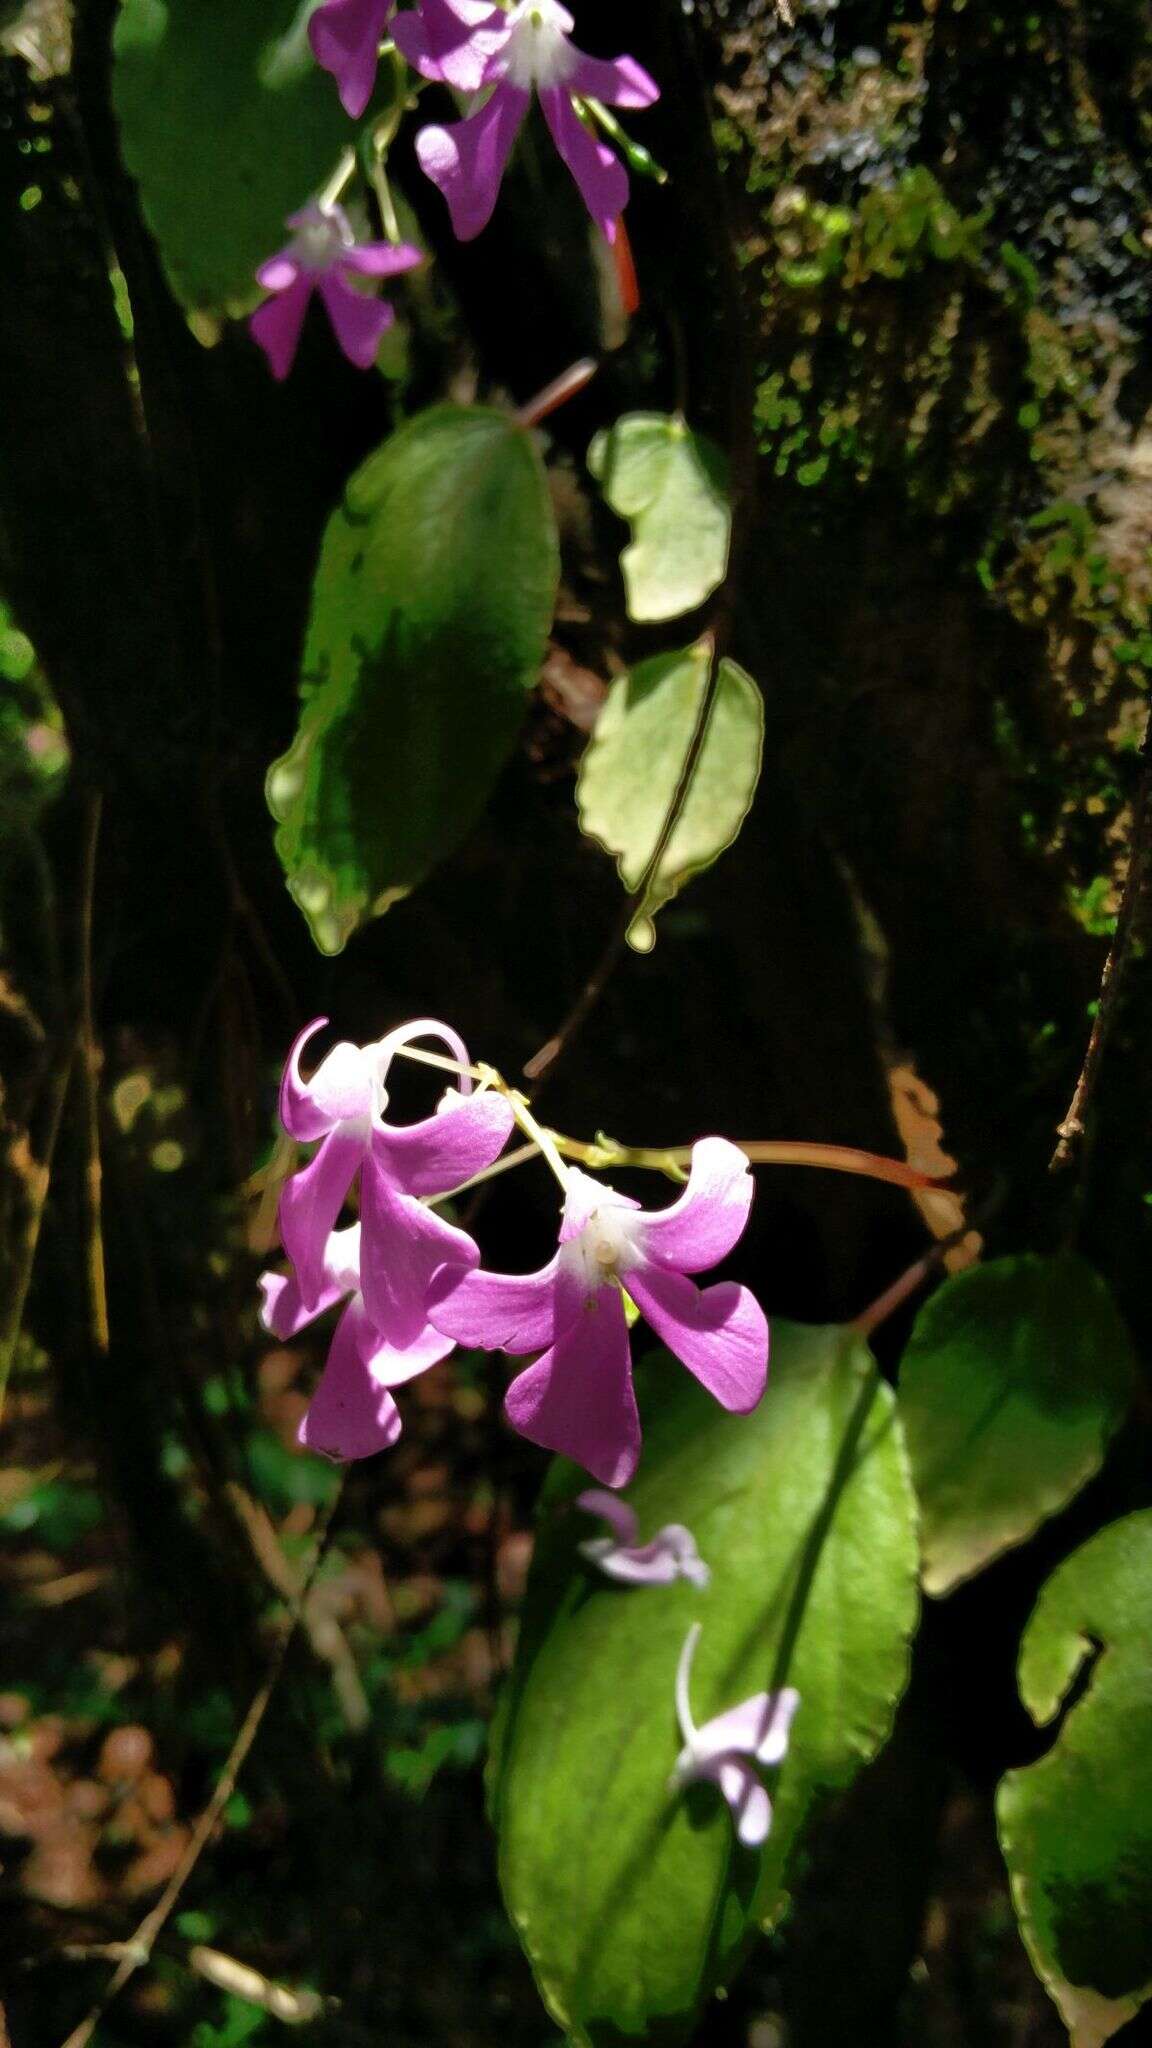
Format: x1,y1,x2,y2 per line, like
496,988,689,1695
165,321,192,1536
429,1138,768,1487
576,1488,710,1587
249,202,422,380
309,0,394,117
260,1224,451,1460
277,1017,515,1338
392,0,659,242
670,1623,801,1849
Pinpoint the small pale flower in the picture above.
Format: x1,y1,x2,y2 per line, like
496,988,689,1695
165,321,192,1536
576,1488,711,1588
429,1137,768,1487
670,1622,800,1849
249,202,422,380
309,0,394,118
277,1016,514,1329
259,1223,451,1460
392,0,659,242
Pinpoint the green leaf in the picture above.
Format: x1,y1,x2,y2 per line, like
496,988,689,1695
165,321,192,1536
113,0,351,317
588,413,730,623
268,405,558,953
899,1255,1135,1596
997,1511,1152,2047
489,1323,919,2045
575,643,763,952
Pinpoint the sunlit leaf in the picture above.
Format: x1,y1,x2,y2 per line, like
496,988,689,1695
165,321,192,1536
267,404,558,953
588,413,730,622
490,1323,919,2046
576,642,763,951
899,1255,1135,1595
998,1511,1152,2048
113,0,351,317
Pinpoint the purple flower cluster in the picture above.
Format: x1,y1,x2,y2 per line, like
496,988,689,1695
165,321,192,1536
251,1,658,377
260,1017,789,1843
260,1018,767,1482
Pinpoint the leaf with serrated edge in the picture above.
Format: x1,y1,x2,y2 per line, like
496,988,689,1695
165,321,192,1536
267,406,558,953
576,644,763,953
489,1324,919,2046
588,412,731,623
899,1255,1134,1596
113,0,351,317
998,1511,1152,2047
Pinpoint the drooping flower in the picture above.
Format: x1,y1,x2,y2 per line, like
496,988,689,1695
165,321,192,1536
670,1622,800,1849
249,202,422,380
429,1138,768,1487
277,1017,515,1333
392,0,659,242
576,1488,711,1588
308,0,394,118
260,1224,451,1460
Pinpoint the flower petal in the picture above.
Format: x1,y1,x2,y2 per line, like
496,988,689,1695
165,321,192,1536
250,273,315,381
576,1486,638,1548
566,49,660,109
279,1019,374,1142
317,272,395,370
581,1535,679,1585
258,1261,344,1340
298,1300,404,1461
637,1137,754,1274
414,82,528,241
256,251,301,292
538,87,628,242
558,1167,640,1244
427,1257,559,1353
693,1688,801,1769
279,1124,367,1307
359,1157,479,1346
504,1288,640,1486
372,1091,515,1196
392,0,508,92
309,0,393,118
714,1756,773,1848
626,1265,768,1413
340,241,424,278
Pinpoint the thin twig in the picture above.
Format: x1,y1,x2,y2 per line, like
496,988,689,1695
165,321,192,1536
851,1222,974,1340
1050,712,1152,1172
57,1487,344,2048
77,792,109,1353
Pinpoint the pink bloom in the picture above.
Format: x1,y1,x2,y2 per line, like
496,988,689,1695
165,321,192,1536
309,0,394,118
392,0,659,242
670,1623,801,1849
277,1017,515,1337
429,1138,768,1487
260,1224,451,1460
249,202,422,380
576,1488,710,1587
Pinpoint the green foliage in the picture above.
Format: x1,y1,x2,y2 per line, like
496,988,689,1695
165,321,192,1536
267,405,559,953
112,0,351,318
576,643,763,952
899,1256,1135,1596
998,1512,1152,2046
489,1324,919,2046
587,414,730,623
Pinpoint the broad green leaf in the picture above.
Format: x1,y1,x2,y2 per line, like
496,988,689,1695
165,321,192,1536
576,643,763,952
997,1512,1152,2048
113,0,351,317
899,1255,1134,1595
588,413,730,622
490,1323,919,2045
267,405,558,953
